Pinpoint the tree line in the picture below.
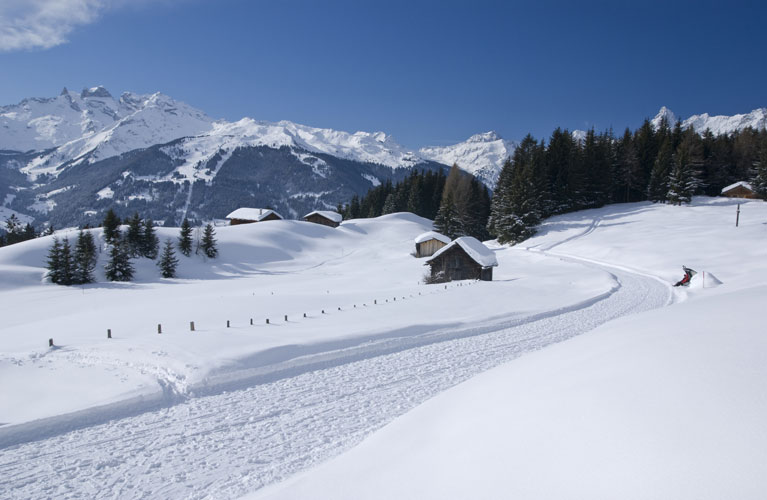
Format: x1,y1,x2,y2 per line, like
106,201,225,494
46,209,219,285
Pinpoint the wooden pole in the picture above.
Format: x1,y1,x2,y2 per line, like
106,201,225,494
227,320,230,328
736,203,741,227
107,329,112,339
157,324,162,334
250,318,253,325
284,315,288,322
190,321,195,331
49,338,53,347
266,318,269,324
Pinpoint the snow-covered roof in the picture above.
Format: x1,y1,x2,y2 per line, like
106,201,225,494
303,210,343,223
414,231,451,245
225,208,283,221
721,181,754,193
427,236,498,268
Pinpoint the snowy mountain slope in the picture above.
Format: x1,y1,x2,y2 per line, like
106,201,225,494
419,131,515,187
651,105,767,135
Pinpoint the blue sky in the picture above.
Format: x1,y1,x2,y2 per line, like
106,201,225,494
1,0,765,148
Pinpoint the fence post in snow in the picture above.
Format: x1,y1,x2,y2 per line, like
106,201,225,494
49,338,53,347
736,203,741,227
190,321,195,331
157,324,162,334
284,315,288,322
227,320,230,328
250,318,253,325
266,318,270,324
107,329,112,339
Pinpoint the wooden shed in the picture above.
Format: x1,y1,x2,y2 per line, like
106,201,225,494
225,208,283,225
721,181,758,199
426,236,497,282
414,231,450,258
303,210,343,228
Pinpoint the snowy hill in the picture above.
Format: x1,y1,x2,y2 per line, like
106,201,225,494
1,197,766,499
651,105,767,135
419,131,516,187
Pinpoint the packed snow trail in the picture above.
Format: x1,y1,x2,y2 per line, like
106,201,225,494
0,264,669,499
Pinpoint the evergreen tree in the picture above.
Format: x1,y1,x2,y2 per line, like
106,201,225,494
105,240,134,281
102,209,121,244
178,218,193,256
647,138,673,202
750,136,767,199
125,212,143,257
667,131,703,205
433,191,462,239
381,192,397,214
59,237,74,285
158,239,179,278
487,158,514,238
46,237,63,284
200,223,218,258
73,229,98,284
142,219,159,259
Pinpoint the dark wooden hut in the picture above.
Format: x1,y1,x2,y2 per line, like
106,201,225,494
721,182,758,199
414,231,450,258
426,236,497,282
303,210,343,228
226,208,283,225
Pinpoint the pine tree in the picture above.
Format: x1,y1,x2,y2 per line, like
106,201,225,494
381,193,397,214
125,212,143,257
73,229,97,284
102,209,121,244
59,237,74,285
667,131,703,205
647,138,673,202
158,239,179,278
487,158,514,238
105,240,134,282
46,237,63,284
750,136,767,199
200,223,218,258
178,218,193,256
142,219,159,259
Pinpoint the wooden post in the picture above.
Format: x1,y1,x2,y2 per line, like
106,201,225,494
284,315,288,322
190,321,195,331
266,318,270,324
374,300,377,305
227,320,230,328
157,324,162,334
250,318,253,325
303,313,307,318
49,338,53,347
338,307,341,311
107,329,112,339
322,309,325,314
736,203,741,227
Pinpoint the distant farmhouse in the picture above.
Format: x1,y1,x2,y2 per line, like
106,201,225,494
303,210,343,228
721,181,757,199
426,236,498,282
226,208,283,225
414,231,450,258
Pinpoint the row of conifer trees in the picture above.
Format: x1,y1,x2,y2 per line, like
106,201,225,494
46,209,219,285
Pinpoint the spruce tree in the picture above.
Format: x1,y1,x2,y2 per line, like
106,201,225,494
125,212,143,257
200,223,218,258
105,240,134,282
59,237,74,286
46,237,63,284
381,193,397,214
433,191,462,239
158,239,179,278
178,218,193,256
750,136,767,199
102,209,121,244
73,229,97,284
647,138,673,202
487,158,514,238
142,219,159,259
667,131,703,205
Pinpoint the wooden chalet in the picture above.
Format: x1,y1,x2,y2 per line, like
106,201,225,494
303,210,343,228
721,181,758,199
414,231,450,258
426,236,498,282
226,208,283,225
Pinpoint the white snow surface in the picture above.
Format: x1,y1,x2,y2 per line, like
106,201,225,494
427,235,497,268
414,230,450,244
419,131,516,187
253,197,767,500
303,210,342,223
652,105,767,135
1,199,766,500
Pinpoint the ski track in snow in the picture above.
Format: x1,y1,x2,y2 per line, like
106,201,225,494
0,260,670,499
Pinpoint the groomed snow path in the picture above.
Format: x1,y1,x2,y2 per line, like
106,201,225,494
0,261,669,499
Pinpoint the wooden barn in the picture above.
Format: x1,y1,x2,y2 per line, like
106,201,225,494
425,236,498,282
721,181,758,199
225,208,283,225
303,210,343,228
414,231,450,258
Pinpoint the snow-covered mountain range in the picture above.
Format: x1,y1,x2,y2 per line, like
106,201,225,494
651,106,767,135
1,86,764,229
